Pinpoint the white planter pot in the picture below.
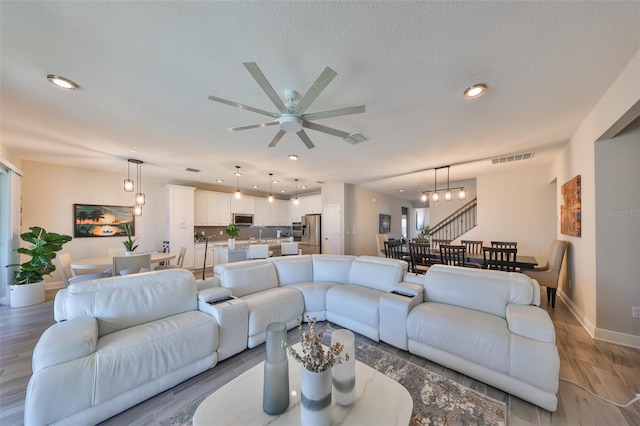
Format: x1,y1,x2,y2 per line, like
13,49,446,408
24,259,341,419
10,281,46,308
228,239,235,249
124,251,133,256
300,367,332,426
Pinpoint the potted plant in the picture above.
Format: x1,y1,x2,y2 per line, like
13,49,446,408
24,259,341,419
122,223,139,255
225,223,239,249
6,226,72,307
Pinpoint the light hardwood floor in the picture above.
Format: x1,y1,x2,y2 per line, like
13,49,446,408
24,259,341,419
1,279,639,426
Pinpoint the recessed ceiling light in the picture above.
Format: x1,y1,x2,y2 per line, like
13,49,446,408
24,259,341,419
272,179,279,184
463,83,487,99
301,185,307,189
252,185,259,189
47,74,79,90
288,154,298,160
281,189,287,193
398,189,404,192
216,179,224,183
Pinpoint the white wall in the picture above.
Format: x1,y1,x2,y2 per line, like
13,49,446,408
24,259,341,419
459,166,556,264
595,119,640,339
21,160,169,286
550,48,640,339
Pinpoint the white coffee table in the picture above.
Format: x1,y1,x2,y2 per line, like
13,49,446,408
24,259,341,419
193,343,413,425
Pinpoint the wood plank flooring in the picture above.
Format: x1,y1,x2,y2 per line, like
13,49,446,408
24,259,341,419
1,281,639,425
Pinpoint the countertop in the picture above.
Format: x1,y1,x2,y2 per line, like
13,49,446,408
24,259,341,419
195,238,294,248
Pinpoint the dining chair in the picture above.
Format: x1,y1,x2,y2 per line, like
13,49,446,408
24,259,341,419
491,241,518,249
482,247,519,271
248,244,271,259
55,253,109,286
154,246,186,270
440,245,468,267
461,240,483,254
112,253,151,276
522,239,568,308
376,234,389,257
430,239,451,250
281,242,300,256
384,239,411,269
408,241,433,274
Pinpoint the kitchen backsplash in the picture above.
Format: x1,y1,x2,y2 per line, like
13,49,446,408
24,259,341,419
193,225,292,242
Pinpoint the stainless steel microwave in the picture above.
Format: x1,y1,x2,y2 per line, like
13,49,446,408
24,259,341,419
233,213,253,226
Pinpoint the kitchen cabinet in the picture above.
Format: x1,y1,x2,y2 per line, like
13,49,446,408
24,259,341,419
167,185,195,269
289,198,305,222
194,190,231,226
290,194,321,221
230,195,255,214
272,199,290,225
255,198,290,226
194,243,215,269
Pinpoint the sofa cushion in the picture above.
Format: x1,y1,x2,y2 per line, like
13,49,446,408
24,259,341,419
407,302,510,373
312,254,356,284
271,255,313,285
423,265,535,318
242,287,304,346
94,311,217,403
286,281,338,317
65,269,198,337
325,284,382,330
217,262,279,297
348,256,406,292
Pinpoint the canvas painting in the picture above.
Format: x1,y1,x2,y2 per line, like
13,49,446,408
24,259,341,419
379,214,391,234
74,204,134,238
560,175,581,237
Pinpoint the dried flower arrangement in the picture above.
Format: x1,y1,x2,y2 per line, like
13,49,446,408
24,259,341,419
286,315,349,373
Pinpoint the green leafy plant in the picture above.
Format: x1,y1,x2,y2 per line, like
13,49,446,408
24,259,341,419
225,223,239,238
6,226,72,285
423,225,431,236
122,223,139,252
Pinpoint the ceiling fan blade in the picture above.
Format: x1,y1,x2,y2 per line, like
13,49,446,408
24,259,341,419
208,95,279,118
243,62,288,114
229,121,279,132
303,121,350,138
302,105,365,121
268,130,286,147
296,130,316,149
292,66,337,115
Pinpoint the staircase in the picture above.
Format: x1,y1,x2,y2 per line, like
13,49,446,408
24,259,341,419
429,197,477,242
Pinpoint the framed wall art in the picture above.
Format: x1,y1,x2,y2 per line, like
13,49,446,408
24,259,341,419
560,175,581,237
379,214,391,234
73,204,134,238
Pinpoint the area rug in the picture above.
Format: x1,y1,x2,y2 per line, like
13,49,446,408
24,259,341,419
164,340,506,426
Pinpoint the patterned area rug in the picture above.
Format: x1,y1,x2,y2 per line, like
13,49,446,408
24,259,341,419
166,340,506,426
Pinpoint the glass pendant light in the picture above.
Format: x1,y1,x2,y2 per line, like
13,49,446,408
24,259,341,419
268,173,274,202
431,168,439,203
123,159,134,192
458,187,467,200
293,179,299,205
133,204,143,216
235,166,242,199
134,160,145,205
444,166,452,202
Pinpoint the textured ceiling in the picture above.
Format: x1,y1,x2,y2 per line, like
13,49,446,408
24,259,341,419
2,1,639,202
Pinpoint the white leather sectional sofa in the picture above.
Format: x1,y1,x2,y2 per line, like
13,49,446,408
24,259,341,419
27,254,559,425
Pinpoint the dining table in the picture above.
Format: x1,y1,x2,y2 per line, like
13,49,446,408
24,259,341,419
71,252,177,270
401,246,538,270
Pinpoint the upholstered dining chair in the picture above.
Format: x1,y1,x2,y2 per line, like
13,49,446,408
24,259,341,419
482,247,519,272
280,242,300,256
375,234,389,257
154,246,186,270
55,253,109,286
522,239,568,308
112,253,151,276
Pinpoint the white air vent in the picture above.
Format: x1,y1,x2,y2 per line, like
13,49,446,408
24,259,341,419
185,168,201,173
491,152,534,165
343,132,367,145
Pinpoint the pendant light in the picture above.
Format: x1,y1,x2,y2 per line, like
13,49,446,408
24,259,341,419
431,168,439,203
268,173,274,202
134,160,145,206
458,187,467,200
234,166,242,199
444,166,452,202
293,178,299,205
133,204,143,217
123,160,134,192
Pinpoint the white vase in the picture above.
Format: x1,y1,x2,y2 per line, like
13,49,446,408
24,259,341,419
228,238,235,249
331,329,356,405
124,251,133,256
10,281,46,308
300,367,332,426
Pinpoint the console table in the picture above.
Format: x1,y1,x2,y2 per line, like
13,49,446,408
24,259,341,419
193,343,413,425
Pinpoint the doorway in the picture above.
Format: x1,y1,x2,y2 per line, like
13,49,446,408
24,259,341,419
401,207,409,240
322,204,341,255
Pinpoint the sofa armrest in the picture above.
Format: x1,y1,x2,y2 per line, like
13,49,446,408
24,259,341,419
402,272,425,286
32,317,98,372
198,297,248,361
53,288,69,322
196,276,221,292
506,304,555,343
198,287,233,303
393,282,424,302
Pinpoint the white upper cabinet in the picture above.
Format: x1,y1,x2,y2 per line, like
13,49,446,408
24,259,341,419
289,198,305,222
255,198,290,226
168,185,195,226
290,194,321,221
194,190,231,226
230,195,255,215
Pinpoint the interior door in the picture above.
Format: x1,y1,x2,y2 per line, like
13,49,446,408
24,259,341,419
322,204,342,255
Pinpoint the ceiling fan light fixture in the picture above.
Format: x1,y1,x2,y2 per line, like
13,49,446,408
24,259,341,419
279,115,303,133
47,74,78,90
464,83,487,99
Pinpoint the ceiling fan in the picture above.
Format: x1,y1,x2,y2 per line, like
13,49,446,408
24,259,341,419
208,62,365,149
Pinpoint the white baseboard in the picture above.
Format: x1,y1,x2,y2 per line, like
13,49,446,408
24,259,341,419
558,290,640,349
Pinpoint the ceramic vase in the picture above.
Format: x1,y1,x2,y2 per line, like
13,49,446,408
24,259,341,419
300,367,332,426
263,322,289,415
331,329,356,405
228,238,235,249
9,281,46,308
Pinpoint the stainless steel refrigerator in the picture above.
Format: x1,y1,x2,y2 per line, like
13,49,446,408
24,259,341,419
300,214,321,254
